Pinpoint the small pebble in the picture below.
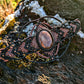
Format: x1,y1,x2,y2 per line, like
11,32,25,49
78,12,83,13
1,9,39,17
79,51,83,54
71,53,74,56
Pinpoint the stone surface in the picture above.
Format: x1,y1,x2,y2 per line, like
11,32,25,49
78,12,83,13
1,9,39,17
38,0,84,31
0,0,84,84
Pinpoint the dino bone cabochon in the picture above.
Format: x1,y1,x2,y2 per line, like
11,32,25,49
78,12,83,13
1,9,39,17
38,30,53,49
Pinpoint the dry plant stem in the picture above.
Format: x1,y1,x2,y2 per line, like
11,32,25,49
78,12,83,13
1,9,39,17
9,0,14,11
3,0,7,9
0,15,5,19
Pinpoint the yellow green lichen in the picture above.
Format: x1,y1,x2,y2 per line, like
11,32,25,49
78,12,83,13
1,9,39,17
0,18,16,35
0,42,3,46
6,60,19,70
0,42,7,49
0,18,47,69
8,78,14,84
7,19,16,30
2,44,6,48
19,33,27,39
0,37,2,40
1,30,7,35
0,20,5,28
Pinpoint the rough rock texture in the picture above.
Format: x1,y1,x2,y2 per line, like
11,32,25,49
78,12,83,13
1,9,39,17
0,0,84,84
39,0,84,31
